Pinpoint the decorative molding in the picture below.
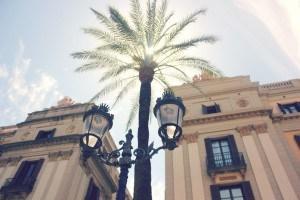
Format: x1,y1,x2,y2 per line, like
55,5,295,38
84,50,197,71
183,109,272,127
182,133,199,144
0,156,22,167
253,123,268,134
236,125,253,137
65,125,76,133
272,113,300,123
236,123,268,136
236,99,249,108
48,150,73,161
1,134,80,153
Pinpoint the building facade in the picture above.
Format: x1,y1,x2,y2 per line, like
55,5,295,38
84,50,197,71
166,76,300,200
0,97,131,200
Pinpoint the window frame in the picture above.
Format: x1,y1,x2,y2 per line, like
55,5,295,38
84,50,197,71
85,179,100,200
35,128,56,140
210,181,254,200
202,103,221,115
205,135,239,169
278,102,300,114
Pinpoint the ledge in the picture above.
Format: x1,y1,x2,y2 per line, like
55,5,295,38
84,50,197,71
183,108,272,127
0,134,81,153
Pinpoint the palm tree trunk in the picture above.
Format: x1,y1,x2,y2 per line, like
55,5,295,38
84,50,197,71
133,81,152,200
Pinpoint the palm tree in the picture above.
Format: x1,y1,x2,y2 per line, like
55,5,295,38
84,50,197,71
72,0,222,199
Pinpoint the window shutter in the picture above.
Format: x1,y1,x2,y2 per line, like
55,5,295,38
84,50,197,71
227,135,240,165
32,159,44,180
14,161,28,183
215,103,221,113
242,181,255,200
85,179,95,200
204,138,214,169
294,135,300,146
202,105,208,114
295,102,300,112
210,185,220,200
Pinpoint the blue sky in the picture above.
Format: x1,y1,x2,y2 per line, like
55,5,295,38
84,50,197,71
1,0,300,199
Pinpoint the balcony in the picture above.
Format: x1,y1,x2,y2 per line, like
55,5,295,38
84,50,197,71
0,177,36,198
206,152,247,177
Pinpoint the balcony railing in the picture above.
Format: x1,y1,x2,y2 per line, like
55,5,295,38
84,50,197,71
206,152,247,176
0,177,36,196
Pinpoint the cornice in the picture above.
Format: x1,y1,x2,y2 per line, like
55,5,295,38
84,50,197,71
0,134,81,153
181,86,258,101
17,112,86,127
183,108,272,127
272,113,300,123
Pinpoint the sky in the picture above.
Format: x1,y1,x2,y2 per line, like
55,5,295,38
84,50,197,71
0,0,300,199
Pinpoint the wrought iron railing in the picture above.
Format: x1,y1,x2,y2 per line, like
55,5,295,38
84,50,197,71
206,152,246,176
0,177,36,195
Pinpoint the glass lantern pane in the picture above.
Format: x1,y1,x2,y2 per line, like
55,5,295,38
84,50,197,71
82,135,99,148
84,114,109,137
166,125,177,139
159,104,179,125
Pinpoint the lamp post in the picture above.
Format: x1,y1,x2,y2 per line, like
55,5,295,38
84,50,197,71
80,90,185,200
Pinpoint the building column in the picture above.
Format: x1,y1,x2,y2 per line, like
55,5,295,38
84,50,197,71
254,124,299,200
165,150,174,200
236,125,276,200
186,134,205,200
172,145,186,200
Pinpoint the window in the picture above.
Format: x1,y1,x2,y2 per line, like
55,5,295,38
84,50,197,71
205,135,246,176
202,103,221,114
278,102,300,114
294,135,300,147
35,129,55,140
210,182,254,200
205,135,238,168
85,179,100,200
13,159,44,186
0,159,44,194
211,139,232,167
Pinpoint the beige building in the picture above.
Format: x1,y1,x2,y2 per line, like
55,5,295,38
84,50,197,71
0,97,131,200
166,76,300,200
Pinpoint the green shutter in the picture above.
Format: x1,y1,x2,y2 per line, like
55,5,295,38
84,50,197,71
242,181,255,200
210,185,220,200
204,138,214,170
227,135,240,165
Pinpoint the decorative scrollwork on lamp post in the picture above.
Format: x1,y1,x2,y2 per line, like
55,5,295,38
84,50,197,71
80,90,185,200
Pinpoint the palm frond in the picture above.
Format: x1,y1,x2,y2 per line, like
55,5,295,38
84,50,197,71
90,76,137,102
90,8,114,30
166,9,206,44
109,7,137,42
98,64,138,82
112,79,138,108
130,0,144,35
126,93,139,130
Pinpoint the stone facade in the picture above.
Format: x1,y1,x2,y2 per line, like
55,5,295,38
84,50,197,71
0,98,132,200
166,76,300,200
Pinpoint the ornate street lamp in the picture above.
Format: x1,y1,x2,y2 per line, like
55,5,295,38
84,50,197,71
80,90,185,200
154,90,186,150
81,104,114,152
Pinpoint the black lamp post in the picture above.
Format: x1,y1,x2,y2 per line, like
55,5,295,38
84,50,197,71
80,90,185,200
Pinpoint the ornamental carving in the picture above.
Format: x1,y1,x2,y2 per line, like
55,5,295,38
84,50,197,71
0,156,22,167
253,123,268,134
236,125,253,137
48,150,73,161
182,134,199,143
65,125,76,133
236,99,249,108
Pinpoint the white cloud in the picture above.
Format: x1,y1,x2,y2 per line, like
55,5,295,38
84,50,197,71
0,65,8,78
0,41,62,126
234,0,300,67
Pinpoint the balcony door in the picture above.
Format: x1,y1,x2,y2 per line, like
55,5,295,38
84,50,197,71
205,135,239,169
211,139,232,167
14,159,44,186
